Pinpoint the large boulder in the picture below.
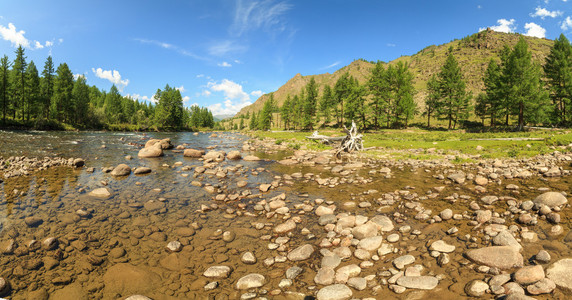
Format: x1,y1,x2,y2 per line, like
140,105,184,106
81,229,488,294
533,192,568,208
465,246,523,270
546,258,572,292
138,145,163,158
110,164,131,176
145,138,173,150
226,151,242,160
183,149,205,158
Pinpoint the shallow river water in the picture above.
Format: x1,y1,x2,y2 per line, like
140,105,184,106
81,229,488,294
0,130,570,300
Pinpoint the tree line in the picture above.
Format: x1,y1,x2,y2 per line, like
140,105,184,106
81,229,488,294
0,46,214,130
241,34,571,131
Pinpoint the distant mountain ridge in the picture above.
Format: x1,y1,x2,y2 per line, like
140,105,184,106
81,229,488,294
236,30,553,117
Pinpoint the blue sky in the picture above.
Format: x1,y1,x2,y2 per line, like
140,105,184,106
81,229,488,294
0,0,571,116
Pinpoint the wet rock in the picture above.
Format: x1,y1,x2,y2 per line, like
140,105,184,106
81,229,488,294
287,244,314,261
241,252,257,264
314,267,335,285
533,192,567,208
274,220,296,234
145,138,173,149
50,283,86,299
315,206,334,216
321,255,341,269
89,188,111,198
73,158,85,168
243,155,261,161
546,258,572,292
138,145,163,158
144,200,165,212
504,294,537,300
125,296,153,300
183,149,204,158
396,276,439,290
227,151,241,160
133,167,151,175
109,247,126,259
42,237,58,250
448,173,465,184
393,255,415,269
526,278,556,295
203,282,218,291
203,266,232,279
110,164,131,176
475,210,492,223
465,246,523,270
222,231,235,242
235,273,266,290
474,176,488,186
492,230,522,251
370,215,394,232
24,216,42,227
535,250,551,264
204,151,225,162
316,284,352,300
286,266,303,279
259,184,271,192
347,277,367,290
514,265,544,285
480,195,499,205
357,236,384,252
319,214,337,226
166,241,182,252
464,280,488,297
352,222,378,239
429,240,455,253
439,209,453,220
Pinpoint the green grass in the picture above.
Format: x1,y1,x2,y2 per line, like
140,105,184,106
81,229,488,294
251,128,572,159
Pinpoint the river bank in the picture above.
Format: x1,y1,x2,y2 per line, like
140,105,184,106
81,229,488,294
0,131,570,299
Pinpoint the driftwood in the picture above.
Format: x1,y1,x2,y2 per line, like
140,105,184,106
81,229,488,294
306,121,364,158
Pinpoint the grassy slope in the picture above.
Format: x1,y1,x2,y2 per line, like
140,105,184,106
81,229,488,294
235,30,553,119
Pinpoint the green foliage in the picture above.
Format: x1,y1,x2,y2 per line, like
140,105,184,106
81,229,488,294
433,52,472,129
544,34,572,125
11,45,27,121
52,63,74,123
154,84,184,129
187,105,214,128
0,55,11,123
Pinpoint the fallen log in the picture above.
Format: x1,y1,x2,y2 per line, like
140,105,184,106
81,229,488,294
306,121,364,158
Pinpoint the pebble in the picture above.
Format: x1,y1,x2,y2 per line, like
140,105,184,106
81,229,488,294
236,273,266,290
287,244,314,261
241,252,257,264
514,265,544,285
316,284,352,300
464,280,489,297
396,276,438,290
429,240,455,253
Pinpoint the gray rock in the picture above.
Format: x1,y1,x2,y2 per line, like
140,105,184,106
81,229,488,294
274,220,296,234
316,284,352,300
464,280,488,297
492,230,522,251
319,214,337,226
314,267,335,285
448,173,465,184
346,277,367,291
514,265,544,285
393,255,415,269
533,192,567,208
352,222,378,239
396,276,439,290
286,266,303,279
429,240,455,253
235,273,265,290
357,236,384,251
546,258,572,292
526,278,556,295
465,246,523,270
480,195,499,205
535,250,551,264
133,167,151,175
370,215,394,232
287,244,314,261
203,266,232,279
321,255,341,269
110,164,131,176
89,188,111,198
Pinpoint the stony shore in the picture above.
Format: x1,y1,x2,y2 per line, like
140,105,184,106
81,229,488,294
0,134,570,299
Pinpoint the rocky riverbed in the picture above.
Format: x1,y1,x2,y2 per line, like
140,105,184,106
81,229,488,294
0,132,570,299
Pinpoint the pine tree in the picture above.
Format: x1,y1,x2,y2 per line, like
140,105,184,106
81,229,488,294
368,61,388,129
154,85,184,128
41,56,55,120
258,99,273,130
24,60,40,121
302,78,318,129
72,76,90,125
249,111,258,130
319,85,333,125
503,37,549,130
392,62,416,127
12,45,27,120
52,63,74,122
434,50,472,129
424,75,439,127
544,34,572,124
482,59,502,126
281,95,292,130
0,55,10,123
334,73,352,127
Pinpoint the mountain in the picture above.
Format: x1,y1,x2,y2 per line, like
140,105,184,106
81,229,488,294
213,114,235,121
236,30,554,117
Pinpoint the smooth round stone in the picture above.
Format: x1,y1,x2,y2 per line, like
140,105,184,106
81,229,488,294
274,220,296,234
393,255,415,269
439,209,453,220
314,267,335,285
429,240,455,253
287,244,314,261
347,277,367,291
492,230,522,251
352,222,378,239
533,192,567,208
535,250,551,264
235,274,266,290
286,266,303,279
203,266,232,279
396,276,439,290
464,280,489,297
386,234,400,243
354,249,371,260
279,278,292,288
315,206,335,216
89,187,111,198
321,255,341,269
465,246,523,270
526,278,556,295
514,265,545,285
110,164,131,176
241,252,257,264
165,241,182,253
316,284,352,300
336,264,361,278
204,281,218,291
357,236,384,251
124,295,152,300
546,258,572,292
222,231,235,242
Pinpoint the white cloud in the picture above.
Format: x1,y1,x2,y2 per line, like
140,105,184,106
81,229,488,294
73,73,86,80
234,59,242,64
135,38,205,60
208,79,250,101
562,16,572,31
320,61,340,70
250,90,263,98
183,96,191,103
34,41,44,49
197,74,205,78
386,43,396,47
175,85,186,92
208,100,252,116
524,22,546,38
0,23,30,48
479,19,516,33
530,7,562,19
202,90,212,96
218,61,232,67
232,0,293,36
208,40,248,56
45,41,53,47
91,68,129,91
58,38,63,44
477,5,482,9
